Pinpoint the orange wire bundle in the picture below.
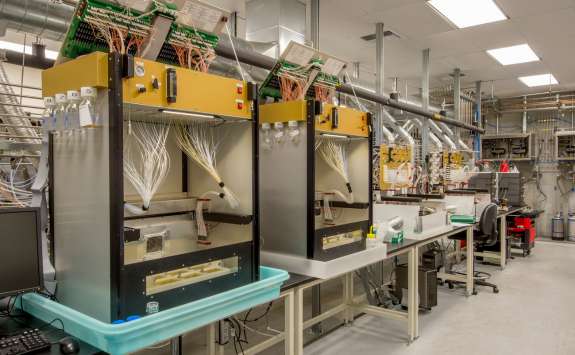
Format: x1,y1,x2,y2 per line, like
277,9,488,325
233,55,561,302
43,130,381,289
279,76,306,101
171,44,215,73
314,85,333,103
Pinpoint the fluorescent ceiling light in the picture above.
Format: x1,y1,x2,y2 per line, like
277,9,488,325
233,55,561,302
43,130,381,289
160,109,215,119
0,40,59,60
427,0,507,28
487,44,539,65
519,74,558,87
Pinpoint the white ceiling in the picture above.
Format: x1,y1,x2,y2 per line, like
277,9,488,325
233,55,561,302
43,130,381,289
318,0,575,97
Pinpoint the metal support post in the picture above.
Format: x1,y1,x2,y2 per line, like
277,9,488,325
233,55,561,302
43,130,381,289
375,22,385,146
421,49,431,176
474,81,482,161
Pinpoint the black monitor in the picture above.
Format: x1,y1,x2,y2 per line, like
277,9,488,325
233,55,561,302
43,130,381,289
0,207,43,298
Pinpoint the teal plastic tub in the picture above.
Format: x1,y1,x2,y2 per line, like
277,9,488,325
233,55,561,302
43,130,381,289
21,266,288,355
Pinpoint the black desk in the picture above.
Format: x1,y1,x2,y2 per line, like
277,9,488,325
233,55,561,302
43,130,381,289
0,311,101,355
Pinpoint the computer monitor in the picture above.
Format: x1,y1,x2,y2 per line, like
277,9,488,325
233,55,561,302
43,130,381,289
0,207,43,298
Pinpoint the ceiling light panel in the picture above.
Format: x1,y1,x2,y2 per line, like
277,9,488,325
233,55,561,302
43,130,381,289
519,74,558,87
487,44,539,65
427,0,507,29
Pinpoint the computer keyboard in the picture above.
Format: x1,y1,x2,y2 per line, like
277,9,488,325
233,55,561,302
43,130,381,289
0,328,51,355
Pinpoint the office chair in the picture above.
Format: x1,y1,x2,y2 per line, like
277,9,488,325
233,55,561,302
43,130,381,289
448,203,499,294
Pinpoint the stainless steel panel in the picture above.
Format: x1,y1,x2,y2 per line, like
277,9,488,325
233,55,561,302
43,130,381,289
259,125,308,257
53,91,111,322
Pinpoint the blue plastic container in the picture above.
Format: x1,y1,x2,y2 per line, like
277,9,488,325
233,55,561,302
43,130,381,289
21,266,288,355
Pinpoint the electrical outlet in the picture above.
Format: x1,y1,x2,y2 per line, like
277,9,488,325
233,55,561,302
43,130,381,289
218,320,230,345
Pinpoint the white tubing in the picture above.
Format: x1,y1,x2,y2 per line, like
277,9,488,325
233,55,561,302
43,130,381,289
315,138,354,204
124,203,147,215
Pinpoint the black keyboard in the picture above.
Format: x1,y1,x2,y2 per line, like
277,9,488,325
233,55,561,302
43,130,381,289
0,329,51,355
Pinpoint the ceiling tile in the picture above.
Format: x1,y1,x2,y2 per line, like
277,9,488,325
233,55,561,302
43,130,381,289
497,0,575,19
361,2,452,39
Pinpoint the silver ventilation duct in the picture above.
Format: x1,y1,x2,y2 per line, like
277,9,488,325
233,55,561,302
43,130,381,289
0,0,75,41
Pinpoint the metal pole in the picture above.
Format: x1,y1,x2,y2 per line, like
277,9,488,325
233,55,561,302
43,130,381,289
309,0,320,50
475,81,482,161
522,96,527,133
309,0,322,334
421,49,430,165
20,33,27,105
453,68,461,141
375,22,385,146
453,68,461,121
352,61,360,80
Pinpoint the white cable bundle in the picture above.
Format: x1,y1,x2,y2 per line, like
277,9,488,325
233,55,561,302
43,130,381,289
0,159,34,207
315,138,354,204
123,121,170,212
175,122,239,209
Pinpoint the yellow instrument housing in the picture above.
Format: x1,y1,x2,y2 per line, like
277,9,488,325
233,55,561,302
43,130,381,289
259,101,369,137
379,144,412,190
42,53,252,119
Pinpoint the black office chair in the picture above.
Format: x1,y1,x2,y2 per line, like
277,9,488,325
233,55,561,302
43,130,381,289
448,203,499,294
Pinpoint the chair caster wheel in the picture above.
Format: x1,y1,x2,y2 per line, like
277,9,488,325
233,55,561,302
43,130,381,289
448,283,454,289
493,288,499,294
472,290,478,295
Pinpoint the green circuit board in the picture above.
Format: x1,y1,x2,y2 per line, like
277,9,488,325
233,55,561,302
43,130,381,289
59,0,219,68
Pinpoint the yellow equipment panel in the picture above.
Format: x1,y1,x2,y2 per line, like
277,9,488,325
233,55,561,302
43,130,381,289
124,58,251,119
316,104,369,138
42,54,251,119
443,151,464,168
259,101,307,123
259,101,369,137
42,52,109,97
379,144,412,190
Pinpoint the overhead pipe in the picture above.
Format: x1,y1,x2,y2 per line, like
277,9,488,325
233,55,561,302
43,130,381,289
214,41,484,133
408,119,443,151
428,120,457,150
437,121,471,151
0,0,74,41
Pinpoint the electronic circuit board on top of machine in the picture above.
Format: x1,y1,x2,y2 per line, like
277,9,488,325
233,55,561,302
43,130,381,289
59,0,225,67
259,41,347,100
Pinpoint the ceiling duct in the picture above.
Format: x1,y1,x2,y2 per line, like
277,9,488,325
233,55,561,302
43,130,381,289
0,0,75,41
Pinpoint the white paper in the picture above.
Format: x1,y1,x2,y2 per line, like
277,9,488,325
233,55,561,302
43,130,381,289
178,1,225,33
322,57,346,76
283,44,315,67
79,104,93,127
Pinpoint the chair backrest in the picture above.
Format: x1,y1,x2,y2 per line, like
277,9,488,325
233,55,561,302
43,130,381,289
479,203,499,246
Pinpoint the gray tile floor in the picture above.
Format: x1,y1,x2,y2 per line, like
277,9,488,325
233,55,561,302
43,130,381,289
305,241,575,355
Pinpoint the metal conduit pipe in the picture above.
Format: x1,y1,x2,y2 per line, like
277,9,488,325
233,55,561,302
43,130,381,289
436,121,471,151
428,120,457,150
215,41,484,133
0,0,75,41
410,118,443,151
380,124,396,145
